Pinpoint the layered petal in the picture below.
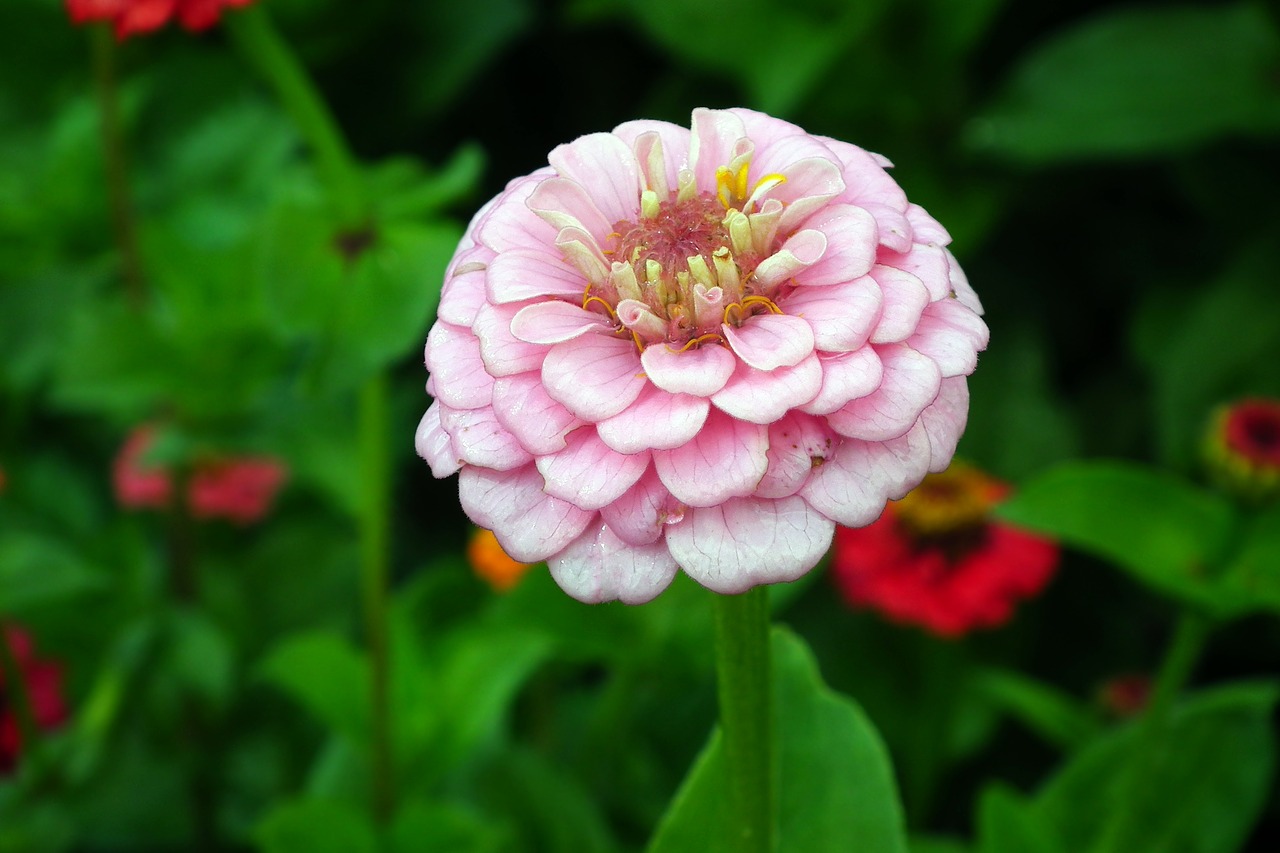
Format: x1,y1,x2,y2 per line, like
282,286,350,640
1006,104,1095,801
536,427,650,511
652,410,768,507
597,385,710,453
458,465,593,562
549,522,679,604
827,345,941,441
541,333,647,420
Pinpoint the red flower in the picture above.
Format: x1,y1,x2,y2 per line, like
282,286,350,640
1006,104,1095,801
113,425,287,525
65,0,254,39
1205,397,1280,504
831,463,1058,638
0,626,66,774
1097,674,1151,718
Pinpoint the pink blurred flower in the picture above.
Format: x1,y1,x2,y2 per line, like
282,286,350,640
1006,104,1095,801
0,626,66,774
417,108,988,604
113,425,287,524
65,0,254,39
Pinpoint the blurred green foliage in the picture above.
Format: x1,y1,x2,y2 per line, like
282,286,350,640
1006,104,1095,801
3,0,1280,851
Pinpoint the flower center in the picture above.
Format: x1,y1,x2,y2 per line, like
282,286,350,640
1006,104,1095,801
1226,401,1280,467
893,463,1005,541
571,164,791,351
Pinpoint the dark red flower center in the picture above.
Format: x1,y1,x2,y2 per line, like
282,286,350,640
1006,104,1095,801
1225,400,1280,467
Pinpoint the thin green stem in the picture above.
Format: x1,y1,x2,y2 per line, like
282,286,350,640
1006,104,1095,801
0,620,42,767
89,24,145,306
1092,611,1211,853
359,374,394,825
223,5,367,227
712,586,775,853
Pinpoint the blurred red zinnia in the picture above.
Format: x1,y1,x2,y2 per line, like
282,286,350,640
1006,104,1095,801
1205,397,1280,504
113,426,287,524
0,626,67,773
65,0,254,39
831,463,1058,637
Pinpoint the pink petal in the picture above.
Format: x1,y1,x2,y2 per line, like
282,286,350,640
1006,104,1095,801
440,405,534,471
826,344,941,441
415,402,460,478
880,242,950,301
690,108,748,192
599,467,680,546
869,265,931,344
547,133,642,226
510,300,612,345
652,409,768,507
906,203,951,245
757,413,837,499
796,204,878,286
920,376,970,473
476,175,560,254
753,229,827,289
711,353,823,425
640,343,737,397
437,266,487,326
474,302,551,377
799,348,883,415
908,298,990,378
723,313,815,371
526,177,615,245
597,384,710,453
817,136,908,211
612,120,692,189
486,248,588,304
492,373,584,454
548,522,679,604
666,496,835,593
536,426,650,511
800,421,932,527
863,202,913,253
542,333,647,420
785,276,882,353
459,464,593,562
769,157,846,235
424,322,493,410
947,249,984,315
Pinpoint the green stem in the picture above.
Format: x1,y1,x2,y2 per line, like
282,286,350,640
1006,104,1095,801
712,586,775,853
89,24,145,306
223,5,366,227
1092,612,1211,853
0,620,43,767
359,374,394,824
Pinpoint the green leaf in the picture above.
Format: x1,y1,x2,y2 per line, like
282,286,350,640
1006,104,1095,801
258,632,370,744
647,627,907,853
974,668,1099,752
0,532,104,614
977,785,1062,853
1031,681,1278,853
255,798,378,853
970,3,1280,163
1217,502,1280,616
163,609,236,711
911,838,970,853
994,461,1237,612
388,802,509,853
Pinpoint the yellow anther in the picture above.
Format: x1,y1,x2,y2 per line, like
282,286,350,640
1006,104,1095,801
722,302,744,325
672,333,725,352
583,295,618,320
742,294,783,314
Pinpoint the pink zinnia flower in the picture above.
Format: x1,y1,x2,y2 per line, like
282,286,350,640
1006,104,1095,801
831,464,1058,637
65,0,254,39
0,626,67,774
417,108,988,604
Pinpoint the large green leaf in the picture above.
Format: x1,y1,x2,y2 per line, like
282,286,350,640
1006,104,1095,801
974,668,1098,752
647,627,908,853
1216,502,1280,617
970,3,1280,163
1031,682,1278,853
994,461,1237,612
255,798,378,853
0,532,104,615
977,785,1062,853
257,631,371,744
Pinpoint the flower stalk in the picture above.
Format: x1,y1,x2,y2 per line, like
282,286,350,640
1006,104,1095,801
713,586,775,853
223,5,366,227
89,24,145,306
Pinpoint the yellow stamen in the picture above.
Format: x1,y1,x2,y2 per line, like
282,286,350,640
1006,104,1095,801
742,294,783,314
671,332,725,352
583,295,618,320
